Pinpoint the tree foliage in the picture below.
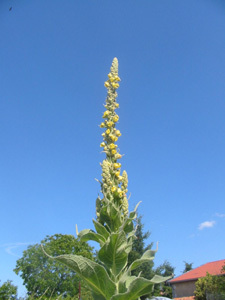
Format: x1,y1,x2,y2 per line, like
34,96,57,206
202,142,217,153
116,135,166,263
14,234,94,298
0,280,18,300
153,260,175,298
194,272,225,300
183,261,193,273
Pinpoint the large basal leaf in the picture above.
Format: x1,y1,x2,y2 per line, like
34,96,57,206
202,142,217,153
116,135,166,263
42,246,116,300
98,231,128,276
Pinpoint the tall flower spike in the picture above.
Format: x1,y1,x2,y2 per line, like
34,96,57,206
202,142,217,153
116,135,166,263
98,58,129,222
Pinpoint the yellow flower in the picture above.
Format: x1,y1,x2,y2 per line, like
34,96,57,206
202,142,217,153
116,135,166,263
119,192,124,198
118,175,123,181
111,186,117,193
100,122,105,128
115,76,121,82
115,171,120,177
107,121,114,127
112,82,119,89
113,115,119,122
109,143,116,149
109,134,118,142
115,103,119,108
115,153,122,159
103,110,110,118
111,149,117,154
106,129,110,134
100,142,105,147
115,130,121,137
108,73,112,79
102,133,105,137
113,163,121,169
104,81,110,88
117,188,122,193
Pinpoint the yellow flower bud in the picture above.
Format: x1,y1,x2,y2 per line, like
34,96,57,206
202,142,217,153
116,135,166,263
115,76,121,82
102,133,105,137
100,122,105,128
108,73,112,78
117,188,122,193
118,176,123,181
115,153,122,159
115,103,119,108
100,142,105,147
119,192,123,198
106,129,110,134
111,149,117,155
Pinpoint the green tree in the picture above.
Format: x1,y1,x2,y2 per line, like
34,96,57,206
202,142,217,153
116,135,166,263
194,272,225,300
183,261,193,273
14,234,94,299
0,280,18,300
128,214,154,299
153,260,175,298
42,58,170,300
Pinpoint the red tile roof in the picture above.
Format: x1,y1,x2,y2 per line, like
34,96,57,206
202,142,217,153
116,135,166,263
170,259,225,283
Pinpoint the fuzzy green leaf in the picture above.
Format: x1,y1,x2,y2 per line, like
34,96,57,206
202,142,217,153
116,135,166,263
42,247,116,300
111,277,154,300
114,274,171,300
98,231,128,276
128,249,156,271
78,229,105,245
93,219,110,240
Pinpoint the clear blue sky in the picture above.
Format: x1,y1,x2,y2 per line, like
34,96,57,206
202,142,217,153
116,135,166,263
1,0,225,297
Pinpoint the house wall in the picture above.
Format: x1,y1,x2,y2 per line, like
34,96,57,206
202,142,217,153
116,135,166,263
171,280,196,298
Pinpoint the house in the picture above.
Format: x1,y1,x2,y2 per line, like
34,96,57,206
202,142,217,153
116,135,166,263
169,259,225,299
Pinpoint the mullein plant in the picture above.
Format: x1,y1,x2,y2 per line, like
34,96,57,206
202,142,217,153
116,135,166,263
43,58,170,300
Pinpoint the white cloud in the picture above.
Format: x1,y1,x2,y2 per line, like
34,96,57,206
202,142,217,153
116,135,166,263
215,213,225,218
198,221,216,230
0,242,32,257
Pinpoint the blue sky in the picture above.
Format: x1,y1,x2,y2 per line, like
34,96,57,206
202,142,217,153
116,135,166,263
1,0,225,297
